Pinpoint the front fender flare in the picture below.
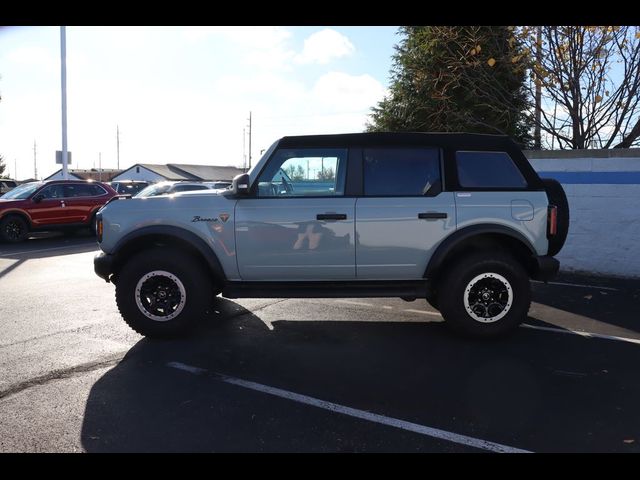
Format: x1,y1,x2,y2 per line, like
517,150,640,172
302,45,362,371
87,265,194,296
112,225,226,281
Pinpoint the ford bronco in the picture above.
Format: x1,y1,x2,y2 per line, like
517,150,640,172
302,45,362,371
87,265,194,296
94,133,569,338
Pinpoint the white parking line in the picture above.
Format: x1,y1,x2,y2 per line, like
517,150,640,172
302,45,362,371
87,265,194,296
521,323,640,345
403,309,441,317
531,280,618,291
167,361,531,453
335,300,376,307
334,300,638,345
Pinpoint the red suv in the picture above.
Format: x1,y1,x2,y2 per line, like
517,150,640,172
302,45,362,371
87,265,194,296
0,180,117,243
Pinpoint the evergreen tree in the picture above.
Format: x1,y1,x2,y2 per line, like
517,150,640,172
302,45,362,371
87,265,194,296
0,155,8,178
368,26,533,147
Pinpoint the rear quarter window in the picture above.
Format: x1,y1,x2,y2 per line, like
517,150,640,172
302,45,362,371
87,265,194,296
456,151,527,189
364,147,441,196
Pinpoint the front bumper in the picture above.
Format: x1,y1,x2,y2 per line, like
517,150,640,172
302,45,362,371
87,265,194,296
94,252,115,282
531,255,560,281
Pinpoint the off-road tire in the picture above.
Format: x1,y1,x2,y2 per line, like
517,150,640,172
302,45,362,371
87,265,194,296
437,251,531,338
115,247,213,338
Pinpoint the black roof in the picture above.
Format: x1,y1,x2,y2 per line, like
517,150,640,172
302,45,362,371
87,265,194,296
278,132,518,150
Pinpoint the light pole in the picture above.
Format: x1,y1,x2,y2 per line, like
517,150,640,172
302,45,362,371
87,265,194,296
60,26,69,180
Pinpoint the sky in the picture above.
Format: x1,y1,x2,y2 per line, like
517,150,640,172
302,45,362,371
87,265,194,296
0,26,399,180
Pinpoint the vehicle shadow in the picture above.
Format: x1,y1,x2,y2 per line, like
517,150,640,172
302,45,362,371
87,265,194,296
80,298,640,453
0,234,98,259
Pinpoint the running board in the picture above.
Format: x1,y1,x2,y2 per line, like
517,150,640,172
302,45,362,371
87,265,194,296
222,280,429,299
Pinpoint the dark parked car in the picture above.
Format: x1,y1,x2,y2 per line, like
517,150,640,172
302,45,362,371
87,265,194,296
0,179,17,195
0,180,117,243
108,180,150,196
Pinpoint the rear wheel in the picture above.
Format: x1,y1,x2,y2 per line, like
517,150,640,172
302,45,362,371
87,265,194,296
0,215,29,243
115,248,214,338
437,251,531,338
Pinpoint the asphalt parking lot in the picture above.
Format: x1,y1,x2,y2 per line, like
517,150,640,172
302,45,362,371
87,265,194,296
1,233,640,452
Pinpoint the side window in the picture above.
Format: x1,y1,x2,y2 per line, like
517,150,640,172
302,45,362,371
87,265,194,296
456,151,527,189
64,184,97,197
364,148,441,196
39,184,65,199
89,184,107,196
172,185,208,192
256,148,347,198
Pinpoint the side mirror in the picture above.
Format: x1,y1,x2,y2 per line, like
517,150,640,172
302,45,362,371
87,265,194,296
33,194,44,203
231,173,250,196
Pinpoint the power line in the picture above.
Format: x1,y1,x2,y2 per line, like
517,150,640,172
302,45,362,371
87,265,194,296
260,110,372,120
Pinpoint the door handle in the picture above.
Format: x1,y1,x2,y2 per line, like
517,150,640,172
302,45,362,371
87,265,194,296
418,212,447,220
316,213,347,221
60,201,66,208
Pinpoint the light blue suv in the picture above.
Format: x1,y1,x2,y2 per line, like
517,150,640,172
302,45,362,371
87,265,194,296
94,133,569,338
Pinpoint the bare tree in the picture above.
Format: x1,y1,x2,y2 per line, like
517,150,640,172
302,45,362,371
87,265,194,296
521,26,640,149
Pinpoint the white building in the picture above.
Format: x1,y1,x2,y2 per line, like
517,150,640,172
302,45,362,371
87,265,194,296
45,168,122,182
111,164,245,183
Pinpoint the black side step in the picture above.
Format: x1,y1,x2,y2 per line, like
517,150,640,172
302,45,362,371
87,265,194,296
221,280,429,299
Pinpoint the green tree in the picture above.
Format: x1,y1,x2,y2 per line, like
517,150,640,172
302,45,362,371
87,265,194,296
0,155,8,178
317,167,335,181
283,164,305,181
367,26,533,147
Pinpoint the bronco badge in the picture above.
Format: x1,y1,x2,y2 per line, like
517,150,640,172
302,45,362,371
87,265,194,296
192,215,218,222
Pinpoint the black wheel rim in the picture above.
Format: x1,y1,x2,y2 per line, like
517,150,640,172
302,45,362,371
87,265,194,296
135,270,186,321
5,220,24,240
464,273,513,323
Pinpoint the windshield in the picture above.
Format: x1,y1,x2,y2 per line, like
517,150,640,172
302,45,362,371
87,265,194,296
0,182,41,200
135,183,172,198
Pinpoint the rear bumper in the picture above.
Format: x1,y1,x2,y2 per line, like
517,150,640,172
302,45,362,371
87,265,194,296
531,255,560,281
94,252,114,282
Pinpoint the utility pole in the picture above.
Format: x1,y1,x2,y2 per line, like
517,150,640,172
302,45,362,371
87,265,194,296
242,127,246,171
247,111,252,170
116,125,120,170
534,26,542,150
33,140,37,180
99,152,102,182
14,159,17,181
60,26,69,180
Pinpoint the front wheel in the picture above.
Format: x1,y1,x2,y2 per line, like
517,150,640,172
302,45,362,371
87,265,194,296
437,252,531,338
0,215,29,243
115,248,214,338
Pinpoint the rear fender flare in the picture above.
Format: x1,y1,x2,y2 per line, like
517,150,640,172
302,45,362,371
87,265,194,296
424,224,536,280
